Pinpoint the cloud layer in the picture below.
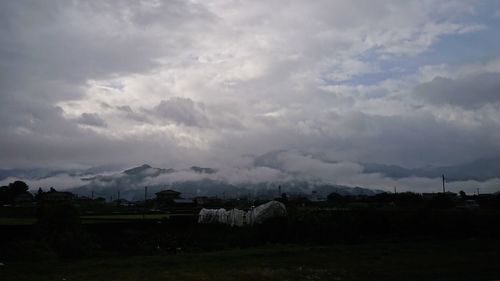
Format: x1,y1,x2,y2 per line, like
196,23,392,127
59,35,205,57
1,0,500,192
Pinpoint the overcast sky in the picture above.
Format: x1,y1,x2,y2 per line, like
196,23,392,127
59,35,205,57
1,1,500,192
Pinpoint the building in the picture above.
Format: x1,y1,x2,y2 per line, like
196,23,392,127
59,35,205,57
422,192,457,201
155,189,182,209
155,189,181,201
40,190,75,202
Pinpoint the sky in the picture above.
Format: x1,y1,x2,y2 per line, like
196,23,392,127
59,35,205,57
1,0,500,193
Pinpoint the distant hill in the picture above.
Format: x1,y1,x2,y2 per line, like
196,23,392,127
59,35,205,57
67,164,382,201
3,155,499,201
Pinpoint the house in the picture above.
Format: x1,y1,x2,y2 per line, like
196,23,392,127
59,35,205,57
40,189,75,202
155,189,181,201
173,198,196,208
155,189,182,209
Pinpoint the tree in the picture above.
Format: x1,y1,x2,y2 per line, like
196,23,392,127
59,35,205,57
429,193,456,209
459,190,466,199
10,180,29,193
0,186,8,205
327,192,346,204
35,187,44,200
0,180,29,205
373,192,394,202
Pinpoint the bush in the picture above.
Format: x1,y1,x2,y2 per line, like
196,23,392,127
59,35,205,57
0,240,56,262
36,202,95,258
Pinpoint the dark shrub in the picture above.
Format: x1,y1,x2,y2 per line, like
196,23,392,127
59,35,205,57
36,202,94,258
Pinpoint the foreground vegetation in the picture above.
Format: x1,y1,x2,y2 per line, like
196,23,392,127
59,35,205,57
3,180,500,280
2,239,500,281
0,214,172,226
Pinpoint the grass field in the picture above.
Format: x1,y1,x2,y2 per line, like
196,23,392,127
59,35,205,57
2,239,500,281
80,213,170,222
0,217,36,225
0,213,173,225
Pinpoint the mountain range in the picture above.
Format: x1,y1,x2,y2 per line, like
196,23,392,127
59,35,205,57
70,164,383,201
0,163,383,201
2,154,500,200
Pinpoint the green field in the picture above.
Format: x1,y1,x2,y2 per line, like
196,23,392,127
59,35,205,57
0,217,36,225
80,213,170,221
2,239,500,281
0,213,174,225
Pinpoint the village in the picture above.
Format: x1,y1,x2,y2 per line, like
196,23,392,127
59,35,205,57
2,179,497,218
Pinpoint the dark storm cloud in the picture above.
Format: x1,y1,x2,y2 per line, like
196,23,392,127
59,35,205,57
0,0,213,84
0,0,215,116
415,72,500,108
153,97,210,127
0,0,214,168
247,109,500,168
329,112,500,165
116,105,152,124
76,113,107,128
0,100,79,137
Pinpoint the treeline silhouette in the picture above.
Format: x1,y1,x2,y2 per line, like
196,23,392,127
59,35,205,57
0,181,30,206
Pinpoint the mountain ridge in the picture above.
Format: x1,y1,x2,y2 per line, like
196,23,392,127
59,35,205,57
67,164,385,201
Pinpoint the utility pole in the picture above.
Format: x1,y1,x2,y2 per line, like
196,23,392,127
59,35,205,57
442,174,446,193
91,191,94,200
477,187,480,196
394,186,397,194
143,186,148,220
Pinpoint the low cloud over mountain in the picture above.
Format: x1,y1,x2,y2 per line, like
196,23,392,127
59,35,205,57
2,150,500,200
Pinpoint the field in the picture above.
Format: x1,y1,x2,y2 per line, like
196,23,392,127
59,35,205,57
2,239,500,281
0,217,36,225
80,213,171,223
3,204,500,280
0,213,173,225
